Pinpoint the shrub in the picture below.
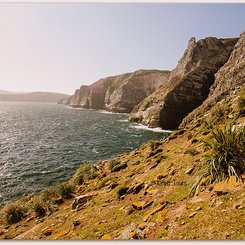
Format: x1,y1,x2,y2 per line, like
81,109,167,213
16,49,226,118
33,199,46,218
203,124,245,182
190,124,245,196
205,103,231,127
185,147,199,156
149,140,161,151
117,186,129,198
98,176,111,189
237,88,245,116
168,129,186,140
148,148,163,158
73,163,97,185
108,159,120,170
57,181,75,199
111,162,128,172
191,138,199,144
156,155,167,164
4,204,26,224
40,188,59,202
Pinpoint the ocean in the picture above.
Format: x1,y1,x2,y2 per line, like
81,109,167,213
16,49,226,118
0,101,169,206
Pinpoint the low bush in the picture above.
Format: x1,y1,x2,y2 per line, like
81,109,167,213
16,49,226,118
168,129,186,140
98,176,111,189
40,188,59,202
149,140,161,151
117,186,129,198
203,124,245,182
185,147,199,156
57,181,75,199
237,87,245,116
156,155,167,164
190,124,245,196
148,148,163,158
4,204,26,224
73,163,97,185
33,199,46,218
111,162,128,172
108,159,120,170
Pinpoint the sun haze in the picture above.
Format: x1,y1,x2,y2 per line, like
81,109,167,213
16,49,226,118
0,3,244,94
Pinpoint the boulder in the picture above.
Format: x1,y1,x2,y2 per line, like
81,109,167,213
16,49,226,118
143,202,168,222
71,193,97,210
214,176,243,195
101,234,112,240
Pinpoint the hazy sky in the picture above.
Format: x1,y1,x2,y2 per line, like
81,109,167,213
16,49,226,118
0,3,244,94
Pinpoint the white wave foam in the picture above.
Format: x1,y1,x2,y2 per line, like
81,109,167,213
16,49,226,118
118,119,129,122
65,106,85,110
131,123,172,133
98,110,129,115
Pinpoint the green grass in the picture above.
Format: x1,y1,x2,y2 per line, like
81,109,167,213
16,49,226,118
72,163,97,185
108,159,120,170
98,176,111,189
203,123,245,182
185,147,199,156
4,204,27,224
116,186,129,198
190,123,245,196
168,129,186,140
56,181,75,199
33,198,47,218
237,87,245,116
111,162,128,172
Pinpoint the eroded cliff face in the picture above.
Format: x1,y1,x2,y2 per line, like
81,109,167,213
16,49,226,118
129,37,239,130
180,31,245,128
61,70,170,113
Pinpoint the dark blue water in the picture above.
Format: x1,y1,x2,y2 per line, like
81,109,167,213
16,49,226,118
0,102,168,206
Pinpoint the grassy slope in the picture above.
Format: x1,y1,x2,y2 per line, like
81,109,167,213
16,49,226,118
0,86,244,240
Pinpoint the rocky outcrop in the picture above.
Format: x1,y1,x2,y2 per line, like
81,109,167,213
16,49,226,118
60,70,170,113
180,31,245,128
129,36,239,129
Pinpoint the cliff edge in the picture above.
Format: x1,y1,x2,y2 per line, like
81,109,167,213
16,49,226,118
59,69,170,113
129,37,238,129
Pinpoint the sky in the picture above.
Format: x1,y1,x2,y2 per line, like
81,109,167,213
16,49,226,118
0,3,244,95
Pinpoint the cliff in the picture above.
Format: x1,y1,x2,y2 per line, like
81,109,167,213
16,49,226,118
129,37,239,129
59,69,171,113
180,31,245,128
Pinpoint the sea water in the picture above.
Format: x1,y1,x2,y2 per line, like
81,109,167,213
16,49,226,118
0,101,169,206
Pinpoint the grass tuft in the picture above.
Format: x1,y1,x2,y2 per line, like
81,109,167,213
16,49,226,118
203,124,245,182
4,204,27,224
117,186,129,198
111,162,128,172
33,199,47,218
190,123,245,196
73,163,97,185
56,181,75,199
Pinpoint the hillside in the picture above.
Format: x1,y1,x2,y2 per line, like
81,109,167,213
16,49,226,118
0,83,244,239
0,92,70,103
